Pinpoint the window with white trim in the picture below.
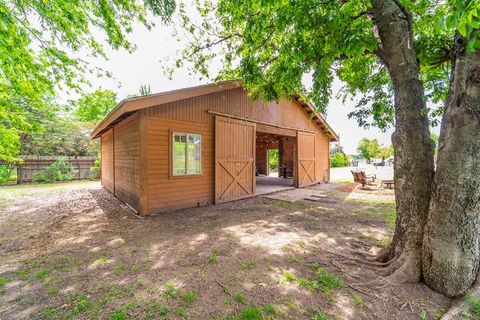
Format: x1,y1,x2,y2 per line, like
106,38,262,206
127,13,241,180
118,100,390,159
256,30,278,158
172,132,201,176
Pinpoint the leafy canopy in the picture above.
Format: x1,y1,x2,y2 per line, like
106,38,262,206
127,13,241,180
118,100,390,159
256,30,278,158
174,0,480,130
357,138,392,160
1,0,176,162
75,90,118,122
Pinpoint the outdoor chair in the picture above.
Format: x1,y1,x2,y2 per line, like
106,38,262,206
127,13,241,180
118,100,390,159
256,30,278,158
351,170,376,189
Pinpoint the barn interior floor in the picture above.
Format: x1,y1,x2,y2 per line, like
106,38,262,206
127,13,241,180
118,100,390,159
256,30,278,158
255,175,295,195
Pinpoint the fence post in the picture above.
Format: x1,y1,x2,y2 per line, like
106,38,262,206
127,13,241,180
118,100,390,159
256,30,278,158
17,164,22,184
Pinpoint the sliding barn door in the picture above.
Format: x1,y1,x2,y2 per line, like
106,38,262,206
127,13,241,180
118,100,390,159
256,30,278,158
215,116,256,203
296,131,316,187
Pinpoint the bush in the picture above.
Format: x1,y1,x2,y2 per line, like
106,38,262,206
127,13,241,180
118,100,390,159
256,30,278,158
0,164,16,183
33,157,76,182
330,153,349,167
88,157,100,180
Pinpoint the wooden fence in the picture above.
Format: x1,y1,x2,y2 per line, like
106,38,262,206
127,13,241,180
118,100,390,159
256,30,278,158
8,156,97,184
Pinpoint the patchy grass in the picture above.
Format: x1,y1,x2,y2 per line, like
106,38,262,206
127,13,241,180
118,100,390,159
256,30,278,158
182,290,198,306
352,293,364,308
283,271,297,283
312,309,330,320
109,309,127,320
314,267,344,293
0,181,450,319
237,306,263,320
163,282,179,298
0,277,8,287
234,292,246,304
263,303,276,316
467,295,480,317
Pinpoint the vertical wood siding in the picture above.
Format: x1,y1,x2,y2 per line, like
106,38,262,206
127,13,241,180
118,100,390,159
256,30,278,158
255,146,268,175
215,116,256,203
100,86,332,214
113,115,140,210
101,129,114,193
316,132,330,182
142,115,215,212
146,87,321,132
297,132,317,187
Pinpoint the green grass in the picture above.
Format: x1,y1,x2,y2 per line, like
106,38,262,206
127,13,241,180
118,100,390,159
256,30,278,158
36,268,50,280
263,303,276,316
312,309,330,320
283,271,297,282
42,308,58,319
144,302,169,318
66,293,93,317
237,306,263,320
109,309,128,320
182,290,198,306
175,306,187,317
0,277,8,286
297,277,311,287
93,255,110,265
208,254,219,264
352,293,364,308
113,264,125,275
314,268,344,293
234,292,246,304
163,282,179,298
467,295,480,317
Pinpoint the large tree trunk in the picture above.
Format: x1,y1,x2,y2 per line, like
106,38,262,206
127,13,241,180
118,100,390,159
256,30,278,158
422,43,480,297
370,0,435,282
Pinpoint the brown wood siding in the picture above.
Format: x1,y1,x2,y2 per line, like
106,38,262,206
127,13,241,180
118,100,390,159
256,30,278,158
142,115,214,213
297,131,316,187
113,115,140,210
102,86,333,214
255,146,268,175
145,87,321,133
215,116,256,203
315,132,330,182
101,129,114,193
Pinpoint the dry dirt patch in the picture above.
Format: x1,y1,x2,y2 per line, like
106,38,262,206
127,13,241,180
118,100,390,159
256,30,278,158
0,181,450,319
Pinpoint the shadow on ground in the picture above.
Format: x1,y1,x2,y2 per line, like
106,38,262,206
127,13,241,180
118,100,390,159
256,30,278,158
0,181,450,319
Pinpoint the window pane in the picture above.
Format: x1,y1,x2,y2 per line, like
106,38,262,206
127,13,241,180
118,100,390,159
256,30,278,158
187,134,201,174
173,134,186,175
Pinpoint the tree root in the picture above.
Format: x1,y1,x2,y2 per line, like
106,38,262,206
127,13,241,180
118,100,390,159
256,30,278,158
325,249,390,267
440,277,480,320
381,254,421,283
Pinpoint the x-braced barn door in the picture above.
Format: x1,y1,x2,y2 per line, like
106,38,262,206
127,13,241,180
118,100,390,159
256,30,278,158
215,116,256,204
296,131,316,187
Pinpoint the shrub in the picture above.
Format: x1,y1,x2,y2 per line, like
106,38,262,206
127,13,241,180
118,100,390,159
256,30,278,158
330,153,349,168
33,157,76,182
89,156,100,179
237,306,263,320
0,164,16,183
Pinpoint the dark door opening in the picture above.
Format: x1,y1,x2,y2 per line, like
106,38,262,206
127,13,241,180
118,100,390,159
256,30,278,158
255,132,295,195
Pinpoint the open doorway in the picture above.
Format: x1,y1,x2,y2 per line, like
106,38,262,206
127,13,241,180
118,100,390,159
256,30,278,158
255,132,295,195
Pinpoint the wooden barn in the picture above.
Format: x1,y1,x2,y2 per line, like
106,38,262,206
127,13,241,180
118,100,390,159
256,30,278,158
91,81,338,215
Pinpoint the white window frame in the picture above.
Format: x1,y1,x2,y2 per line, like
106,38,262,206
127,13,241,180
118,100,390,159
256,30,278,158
171,132,202,176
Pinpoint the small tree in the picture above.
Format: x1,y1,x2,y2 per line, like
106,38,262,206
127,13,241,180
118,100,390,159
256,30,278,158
330,153,349,168
357,138,380,162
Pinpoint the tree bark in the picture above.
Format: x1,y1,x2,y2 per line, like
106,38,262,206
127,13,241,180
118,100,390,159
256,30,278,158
422,43,480,297
370,0,435,282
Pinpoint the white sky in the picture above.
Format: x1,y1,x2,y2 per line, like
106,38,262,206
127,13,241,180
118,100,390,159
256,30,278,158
66,16,439,155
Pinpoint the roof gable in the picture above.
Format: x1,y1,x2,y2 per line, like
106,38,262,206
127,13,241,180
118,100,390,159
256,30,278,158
91,80,338,141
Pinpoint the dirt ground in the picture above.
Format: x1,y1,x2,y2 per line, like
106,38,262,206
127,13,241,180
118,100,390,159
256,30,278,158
0,181,453,319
